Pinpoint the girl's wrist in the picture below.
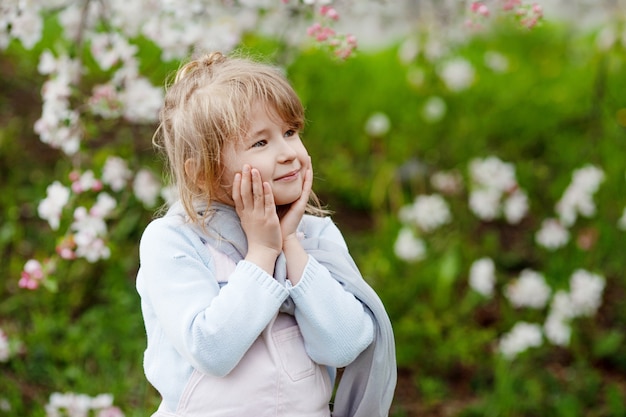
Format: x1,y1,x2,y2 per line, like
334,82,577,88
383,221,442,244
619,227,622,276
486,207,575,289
245,244,280,275
282,232,303,251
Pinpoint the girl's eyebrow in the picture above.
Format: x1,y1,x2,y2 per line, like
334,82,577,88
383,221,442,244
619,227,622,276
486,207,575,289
247,128,269,140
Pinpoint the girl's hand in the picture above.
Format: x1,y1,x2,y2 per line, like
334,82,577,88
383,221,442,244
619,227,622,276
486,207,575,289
232,165,281,272
280,157,313,245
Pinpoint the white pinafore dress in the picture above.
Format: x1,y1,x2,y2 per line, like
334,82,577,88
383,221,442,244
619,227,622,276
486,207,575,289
152,245,333,417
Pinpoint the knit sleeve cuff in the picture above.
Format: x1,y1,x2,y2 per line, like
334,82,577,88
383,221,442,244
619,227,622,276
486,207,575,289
235,260,289,302
288,255,321,300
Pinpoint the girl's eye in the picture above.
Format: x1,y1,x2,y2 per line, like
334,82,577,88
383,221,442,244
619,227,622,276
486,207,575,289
251,140,267,148
284,129,296,138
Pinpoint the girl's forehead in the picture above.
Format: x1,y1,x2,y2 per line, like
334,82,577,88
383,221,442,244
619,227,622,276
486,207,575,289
249,101,286,126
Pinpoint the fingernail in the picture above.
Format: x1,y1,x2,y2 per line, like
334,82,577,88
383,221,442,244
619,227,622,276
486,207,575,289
243,165,250,173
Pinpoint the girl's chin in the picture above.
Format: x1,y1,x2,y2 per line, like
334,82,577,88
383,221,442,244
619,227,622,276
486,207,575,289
273,191,302,207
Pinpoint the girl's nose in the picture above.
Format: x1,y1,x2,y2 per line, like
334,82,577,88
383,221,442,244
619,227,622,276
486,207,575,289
277,138,297,162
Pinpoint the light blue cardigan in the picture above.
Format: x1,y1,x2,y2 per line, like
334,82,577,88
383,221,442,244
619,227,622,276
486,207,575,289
137,202,396,416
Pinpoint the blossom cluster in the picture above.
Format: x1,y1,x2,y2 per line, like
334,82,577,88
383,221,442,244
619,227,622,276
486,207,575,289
20,156,166,290
45,392,123,417
535,164,605,250
395,194,452,262
393,153,613,360
468,256,606,357
468,156,529,224
3,0,357,292
306,4,358,59
467,0,544,31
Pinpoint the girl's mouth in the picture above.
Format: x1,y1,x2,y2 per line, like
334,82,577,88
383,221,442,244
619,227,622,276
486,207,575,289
275,169,300,181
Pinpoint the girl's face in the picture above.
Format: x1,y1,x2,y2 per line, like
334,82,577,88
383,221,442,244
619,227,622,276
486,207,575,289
220,102,309,206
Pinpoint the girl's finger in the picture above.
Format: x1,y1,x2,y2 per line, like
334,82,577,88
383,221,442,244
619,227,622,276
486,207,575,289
240,165,252,208
263,182,275,212
293,167,313,211
232,172,242,208
251,168,264,209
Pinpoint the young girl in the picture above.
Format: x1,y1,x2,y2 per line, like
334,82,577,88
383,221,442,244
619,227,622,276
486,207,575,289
136,51,396,417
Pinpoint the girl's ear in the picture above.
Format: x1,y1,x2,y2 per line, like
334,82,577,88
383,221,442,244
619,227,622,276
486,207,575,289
184,158,205,189
184,158,195,181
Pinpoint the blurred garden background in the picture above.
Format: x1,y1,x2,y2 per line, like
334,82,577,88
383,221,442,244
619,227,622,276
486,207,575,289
1,1,626,416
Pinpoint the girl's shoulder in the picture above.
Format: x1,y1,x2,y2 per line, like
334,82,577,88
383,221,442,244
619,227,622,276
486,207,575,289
300,213,333,231
300,214,347,246
140,212,206,254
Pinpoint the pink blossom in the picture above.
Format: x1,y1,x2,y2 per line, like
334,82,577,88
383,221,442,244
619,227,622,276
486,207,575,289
89,84,123,119
57,246,77,260
19,259,44,290
97,406,125,417
71,170,102,193
471,2,490,17
19,272,40,290
307,23,322,37
320,6,339,21
502,0,522,11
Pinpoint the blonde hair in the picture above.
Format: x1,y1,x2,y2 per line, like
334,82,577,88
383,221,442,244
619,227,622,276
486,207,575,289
154,51,328,224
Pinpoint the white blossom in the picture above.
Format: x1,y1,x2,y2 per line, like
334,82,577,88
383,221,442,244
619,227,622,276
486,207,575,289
72,206,107,237
503,189,528,224
0,328,9,362
45,391,120,417
364,112,391,136
397,37,419,63
569,269,605,317
505,269,551,309
102,156,132,192
400,194,451,233
71,205,111,263
133,169,162,207
544,313,571,346
617,207,626,231
430,170,463,195
91,193,117,218
498,322,543,360
10,7,43,49
438,57,475,92
394,227,426,262
160,185,178,207
469,257,496,297
549,290,576,320
38,181,71,230
89,394,114,409
421,96,446,123
469,156,517,193
469,188,501,221
75,235,111,263
119,77,163,123
484,51,509,73
468,156,528,223
90,32,138,71
38,50,57,75
595,26,617,51
535,218,570,250
556,165,604,227
71,170,101,193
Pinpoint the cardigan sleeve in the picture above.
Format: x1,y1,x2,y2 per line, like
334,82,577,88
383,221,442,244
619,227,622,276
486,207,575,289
138,217,289,376
288,217,375,367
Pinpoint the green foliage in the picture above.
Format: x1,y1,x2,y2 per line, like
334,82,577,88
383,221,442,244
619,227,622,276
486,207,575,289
1,19,626,417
